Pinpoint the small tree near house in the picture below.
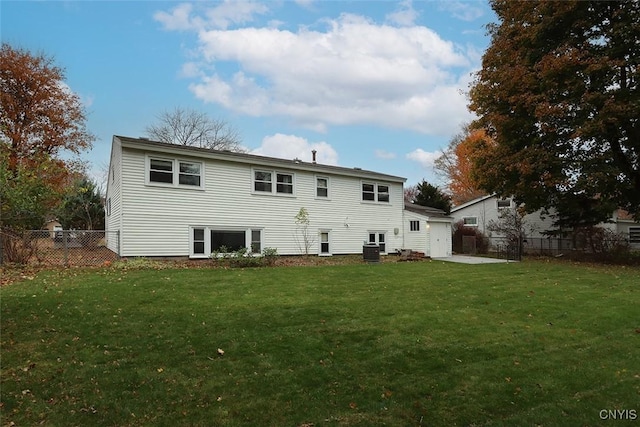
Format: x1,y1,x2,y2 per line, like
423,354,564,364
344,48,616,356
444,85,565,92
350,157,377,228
294,207,315,256
487,206,537,255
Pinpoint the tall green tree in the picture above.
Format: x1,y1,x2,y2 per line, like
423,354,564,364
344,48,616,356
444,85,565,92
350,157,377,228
469,1,640,225
406,180,452,215
56,176,104,230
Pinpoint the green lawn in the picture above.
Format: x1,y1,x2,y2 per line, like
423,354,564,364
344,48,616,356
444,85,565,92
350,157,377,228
1,259,638,426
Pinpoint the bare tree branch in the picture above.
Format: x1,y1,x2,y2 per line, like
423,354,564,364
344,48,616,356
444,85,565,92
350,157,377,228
145,107,244,152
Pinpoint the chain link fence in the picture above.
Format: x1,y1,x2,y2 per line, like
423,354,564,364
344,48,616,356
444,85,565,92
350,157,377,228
456,234,634,262
1,230,119,267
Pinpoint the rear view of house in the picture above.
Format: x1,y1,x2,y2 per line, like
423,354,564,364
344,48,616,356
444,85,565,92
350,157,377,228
105,136,409,258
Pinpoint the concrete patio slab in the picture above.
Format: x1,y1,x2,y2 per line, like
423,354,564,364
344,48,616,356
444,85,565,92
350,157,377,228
432,255,516,264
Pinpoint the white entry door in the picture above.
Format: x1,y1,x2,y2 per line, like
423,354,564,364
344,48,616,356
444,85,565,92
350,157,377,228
429,222,451,258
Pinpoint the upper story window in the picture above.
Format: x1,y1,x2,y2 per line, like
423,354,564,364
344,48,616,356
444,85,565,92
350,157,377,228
253,169,295,196
497,198,512,209
463,216,478,226
410,220,420,231
179,162,201,186
254,170,273,192
377,185,389,202
148,156,203,189
149,158,173,184
362,183,375,201
362,182,390,203
316,176,329,198
277,173,293,194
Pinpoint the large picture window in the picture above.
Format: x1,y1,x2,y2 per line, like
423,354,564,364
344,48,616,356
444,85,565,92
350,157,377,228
211,230,246,252
148,156,203,188
190,227,263,258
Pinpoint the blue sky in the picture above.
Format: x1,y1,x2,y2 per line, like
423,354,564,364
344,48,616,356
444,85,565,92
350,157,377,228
2,0,496,188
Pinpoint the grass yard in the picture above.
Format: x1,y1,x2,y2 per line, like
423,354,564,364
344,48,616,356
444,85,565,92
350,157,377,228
1,259,639,426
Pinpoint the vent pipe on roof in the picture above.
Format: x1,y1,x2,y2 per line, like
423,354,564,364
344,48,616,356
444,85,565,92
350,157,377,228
312,150,317,164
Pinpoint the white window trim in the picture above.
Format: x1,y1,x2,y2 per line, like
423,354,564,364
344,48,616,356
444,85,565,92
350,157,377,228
189,226,263,258
367,230,388,254
318,229,332,256
146,155,204,190
315,175,330,200
409,220,420,232
497,198,513,209
463,216,478,227
361,181,391,204
252,168,296,197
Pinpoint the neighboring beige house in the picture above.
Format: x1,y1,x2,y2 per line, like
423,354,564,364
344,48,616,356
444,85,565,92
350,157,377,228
105,135,453,258
44,219,62,238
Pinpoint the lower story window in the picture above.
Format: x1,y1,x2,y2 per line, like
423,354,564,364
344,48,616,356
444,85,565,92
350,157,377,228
319,230,331,255
211,230,246,252
368,232,387,253
630,227,640,245
193,228,206,255
191,227,263,257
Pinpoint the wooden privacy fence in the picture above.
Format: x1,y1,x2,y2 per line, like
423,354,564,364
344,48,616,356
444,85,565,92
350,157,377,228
0,230,119,267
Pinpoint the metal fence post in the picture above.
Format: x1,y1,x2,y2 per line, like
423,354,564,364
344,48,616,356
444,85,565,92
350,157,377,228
63,230,69,267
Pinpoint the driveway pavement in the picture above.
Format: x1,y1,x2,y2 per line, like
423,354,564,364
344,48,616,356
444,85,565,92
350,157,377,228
433,255,515,264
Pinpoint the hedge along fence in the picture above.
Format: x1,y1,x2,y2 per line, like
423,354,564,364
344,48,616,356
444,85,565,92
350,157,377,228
0,229,119,267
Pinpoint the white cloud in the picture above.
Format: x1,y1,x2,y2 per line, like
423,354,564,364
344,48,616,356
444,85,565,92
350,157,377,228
154,3,201,31
438,1,484,22
158,5,479,136
386,0,418,27
251,133,339,165
154,1,268,31
406,148,441,169
375,149,396,160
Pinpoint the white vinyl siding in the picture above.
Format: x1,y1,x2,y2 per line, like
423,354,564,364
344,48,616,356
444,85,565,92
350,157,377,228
115,140,404,257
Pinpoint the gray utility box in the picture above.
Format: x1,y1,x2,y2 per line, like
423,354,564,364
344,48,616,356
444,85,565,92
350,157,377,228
363,244,380,263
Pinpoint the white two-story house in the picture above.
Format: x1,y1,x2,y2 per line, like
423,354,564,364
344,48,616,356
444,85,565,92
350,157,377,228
105,135,416,258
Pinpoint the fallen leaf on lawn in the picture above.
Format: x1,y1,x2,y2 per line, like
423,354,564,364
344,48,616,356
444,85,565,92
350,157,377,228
349,402,357,409
217,348,225,356
157,368,164,373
